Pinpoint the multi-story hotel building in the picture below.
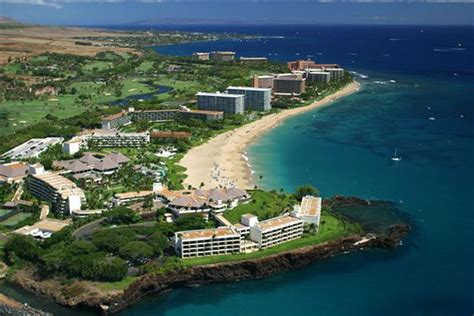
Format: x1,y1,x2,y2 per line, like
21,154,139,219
273,78,306,95
306,71,331,84
174,227,241,258
87,130,150,148
101,112,132,129
249,215,304,249
192,52,210,60
226,86,272,112
291,195,322,226
240,57,268,64
28,171,86,214
253,75,274,89
196,92,245,114
2,137,64,160
288,59,340,71
210,51,236,62
101,109,223,131
325,68,345,81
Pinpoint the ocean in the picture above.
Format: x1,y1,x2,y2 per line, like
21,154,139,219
3,25,473,316
144,25,474,316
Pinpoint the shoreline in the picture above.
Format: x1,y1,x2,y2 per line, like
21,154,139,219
180,80,361,189
4,224,410,315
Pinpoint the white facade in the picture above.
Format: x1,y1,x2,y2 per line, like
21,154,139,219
249,215,304,249
196,92,245,115
174,227,241,258
226,86,272,112
28,172,86,214
2,137,64,160
291,195,322,226
63,140,81,155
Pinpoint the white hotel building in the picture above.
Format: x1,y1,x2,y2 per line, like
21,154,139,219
196,92,245,115
28,171,86,214
249,215,304,249
174,227,241,258
226,86,272,112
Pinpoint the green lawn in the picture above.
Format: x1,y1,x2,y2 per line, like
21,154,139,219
82,61,113,73
165,154,187,190
184,212,363,266
93,275,138,291
224,190,296,224
0,78,155,137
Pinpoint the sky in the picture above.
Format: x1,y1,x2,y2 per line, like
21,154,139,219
1,1,474,26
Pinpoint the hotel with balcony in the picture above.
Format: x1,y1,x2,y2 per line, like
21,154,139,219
249,215,304,249
196,92,245,115
174,227,241,258
28,171,86,215
226,86,272,112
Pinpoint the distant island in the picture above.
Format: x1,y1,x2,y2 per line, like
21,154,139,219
0,20,410,314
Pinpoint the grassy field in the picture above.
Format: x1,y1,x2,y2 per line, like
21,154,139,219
82,61,113,73
184,212,363,266
224,190,296,224
92,275,138,291
0,78,155,137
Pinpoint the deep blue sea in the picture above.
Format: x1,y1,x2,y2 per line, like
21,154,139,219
146,25,474,316
2,25,473,316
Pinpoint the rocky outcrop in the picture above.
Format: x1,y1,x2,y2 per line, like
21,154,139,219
8,224,410,315
106,224,410,314
0,293,52,316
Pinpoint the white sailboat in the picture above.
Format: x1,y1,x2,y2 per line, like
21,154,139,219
391,148,402,162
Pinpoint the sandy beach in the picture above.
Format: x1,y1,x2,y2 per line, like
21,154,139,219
179,81,361,189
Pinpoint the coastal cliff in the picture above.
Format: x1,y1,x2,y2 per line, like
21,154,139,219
6,195,410,315
107,225,408,314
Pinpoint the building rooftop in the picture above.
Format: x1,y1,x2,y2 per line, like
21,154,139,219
178,227,239,240
31,172,85,200
196,92,244,98
115,190,154,200
2,137,64,160
227,86,272,92
0,162,28,179
298,196,321,217
255,215,302,232
102,111,129,121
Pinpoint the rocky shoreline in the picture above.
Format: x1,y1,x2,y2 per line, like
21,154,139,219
7,223,410,315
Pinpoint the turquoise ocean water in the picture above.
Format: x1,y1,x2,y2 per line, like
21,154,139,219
140,25,474,316
2,25,472,316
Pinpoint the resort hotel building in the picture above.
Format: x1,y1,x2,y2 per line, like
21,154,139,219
192,52,210,60
27,169,86,214
2,137,64,160
226,86,272,112
249,215,304,249
273,77,306,95
172,195,322,258
174,227,241,258
0,162,28,184
239,57,268,63
210,51,236,62
305,71,331,84
101,108,224,130
253,75,275,89
291,195,322,227
196,92,245,114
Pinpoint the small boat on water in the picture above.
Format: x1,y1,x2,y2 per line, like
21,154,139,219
391,148,402,162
